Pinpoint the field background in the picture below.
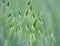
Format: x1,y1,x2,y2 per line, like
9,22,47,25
0,0,60,46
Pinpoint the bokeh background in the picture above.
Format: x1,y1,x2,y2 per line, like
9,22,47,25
0,0,60,46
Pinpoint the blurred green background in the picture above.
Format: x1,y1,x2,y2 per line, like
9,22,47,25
0,0,60,46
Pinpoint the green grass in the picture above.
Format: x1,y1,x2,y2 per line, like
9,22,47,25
0,0,60,46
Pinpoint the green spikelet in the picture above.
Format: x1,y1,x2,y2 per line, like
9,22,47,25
0,0,60,46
